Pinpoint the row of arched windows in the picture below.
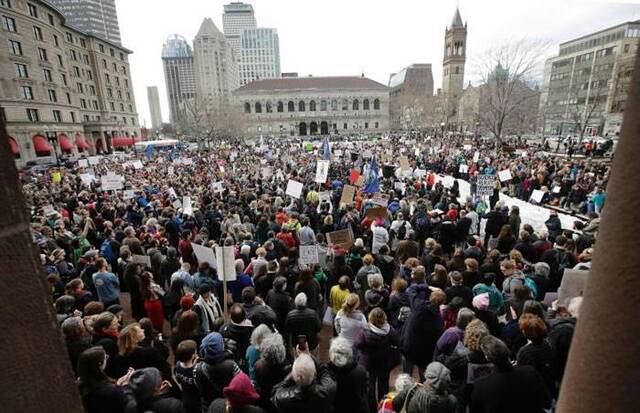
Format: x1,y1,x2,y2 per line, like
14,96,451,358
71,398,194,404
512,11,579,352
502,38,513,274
244,98,381,114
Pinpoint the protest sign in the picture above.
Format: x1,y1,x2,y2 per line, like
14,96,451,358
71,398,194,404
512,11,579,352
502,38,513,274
88,156,101,165
183,196,193,215
400,156,410,171
131,254,151,268
172,199,182,209
123,189,135,200
315,160,330,183
354,175,365,187
370,193,390,207
530,189,546,203
299,245,319,265
327,228,354,249
212,181,224,194
476,174,495,196
286,179,303,199
558,269,589,307
459,164,469,174
80,173,94,186
463,144,472,150
78,159,88,168
443,176,455,188
215,246,236,281
367,206,388,219
51,171,61,183
394,182,406,193
498,169,513,182
318,191,332,204
473,152,480,163
101,174,123,191
339,185,356,207
334,149,343,157
553,186,561,194
43,205,55,215
262,167,272,178
132,160,144,169
415,169,427,178
191,242,217,269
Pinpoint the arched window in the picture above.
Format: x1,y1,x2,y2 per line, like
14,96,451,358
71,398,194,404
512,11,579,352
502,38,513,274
244,102,251,113
352,99,359,110
363,99,370,110
277,101,284,112
255,102,262,113
320,100,327,111
342,99,348,110
266,101,272,113
298,100,305,112
288,101,295,112
455,66,460,74
331,99,337,111
373,99,380,110
309,100,316,111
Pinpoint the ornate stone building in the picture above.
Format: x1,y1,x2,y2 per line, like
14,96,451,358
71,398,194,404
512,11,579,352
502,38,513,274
0,0,140,167
233,76,389,137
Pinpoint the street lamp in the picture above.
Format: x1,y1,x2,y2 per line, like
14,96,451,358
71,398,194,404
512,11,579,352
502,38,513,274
43,126,60,166
440,122,445,139
475,122,480,140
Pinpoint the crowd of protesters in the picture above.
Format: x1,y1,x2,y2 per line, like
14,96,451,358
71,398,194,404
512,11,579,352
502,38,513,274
28,133,607,413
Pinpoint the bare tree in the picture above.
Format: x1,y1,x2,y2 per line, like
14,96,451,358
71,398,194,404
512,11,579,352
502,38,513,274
475,39,550,147
565,69,611,142
176,97,245,149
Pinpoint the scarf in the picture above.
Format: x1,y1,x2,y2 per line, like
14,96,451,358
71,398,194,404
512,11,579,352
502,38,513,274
195,295,223,332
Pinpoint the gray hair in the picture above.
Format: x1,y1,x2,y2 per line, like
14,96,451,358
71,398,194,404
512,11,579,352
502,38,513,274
367,273,384,289
259,333,287,365
534,262,551,278
61,316,84,340
292,354,316,386
250,324,272,347
456,308,476,329
479,336,510,368
329,337,353,367
294,292,307,308
394,374,414,393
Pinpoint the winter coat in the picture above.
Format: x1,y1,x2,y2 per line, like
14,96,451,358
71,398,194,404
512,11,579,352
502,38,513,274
285,306,321,350
254,359,291,413
355,323,396,373
265,290,293,335
391,384,456,413
334,310,367,344
401,300,443,366
329,362,370,413
194,352,241,412
271,362,337,413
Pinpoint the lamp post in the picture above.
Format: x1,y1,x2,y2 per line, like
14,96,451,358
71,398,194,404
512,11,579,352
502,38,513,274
475,122,480,140
43,126,60,166
440,122,445,140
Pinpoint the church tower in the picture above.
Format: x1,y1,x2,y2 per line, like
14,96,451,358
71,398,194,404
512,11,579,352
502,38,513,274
442,6,466,100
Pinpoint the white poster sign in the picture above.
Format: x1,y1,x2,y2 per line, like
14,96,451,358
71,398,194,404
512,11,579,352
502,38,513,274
80,173,94,186
183,196,193,215
88,156,101,165
101,174,123,191
299,245,319,265
78,159,88,168
459,164,469,173
476,174,495,196
215,246,236,281
123,189,135,200
315,160,330,183
498,169,513,182
131,254,151,267
553,186,561,194
286,179,304,199
530,189,546,203
212,181,224,194
191,243,217,269
473,152,480,163
132,160,144,169
168,166,174,176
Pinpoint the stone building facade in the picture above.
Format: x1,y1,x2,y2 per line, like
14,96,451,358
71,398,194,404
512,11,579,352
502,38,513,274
233,76,389,137
0,0,139,167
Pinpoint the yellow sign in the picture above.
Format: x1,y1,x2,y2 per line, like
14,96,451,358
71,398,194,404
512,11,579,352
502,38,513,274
51,171,61,183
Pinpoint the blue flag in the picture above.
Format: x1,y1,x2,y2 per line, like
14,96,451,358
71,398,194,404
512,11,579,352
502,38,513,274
145,144,154,159
363,156,380,193
322,136,330,160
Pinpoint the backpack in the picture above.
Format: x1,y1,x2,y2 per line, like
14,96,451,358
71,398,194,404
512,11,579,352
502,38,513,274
415,216,429,234
100,239,117,263
396,221,407,241
524,277,538,300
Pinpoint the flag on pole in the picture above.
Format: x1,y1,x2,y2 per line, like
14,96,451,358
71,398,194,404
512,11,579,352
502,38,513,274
362,156,380,193
144,144,154,159
322,136,330,160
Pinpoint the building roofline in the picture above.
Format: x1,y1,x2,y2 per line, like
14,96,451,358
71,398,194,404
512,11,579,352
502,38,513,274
559,20,640,47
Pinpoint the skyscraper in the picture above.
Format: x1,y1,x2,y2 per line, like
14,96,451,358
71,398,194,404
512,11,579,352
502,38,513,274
222,2,280,86
47,0,122,44
147,86,162,129
193,18,239,107
222,1,256,54
162,34,196,124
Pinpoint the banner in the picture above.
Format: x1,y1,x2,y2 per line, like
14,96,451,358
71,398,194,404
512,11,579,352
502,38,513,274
370,193,390,207
530,189,546,203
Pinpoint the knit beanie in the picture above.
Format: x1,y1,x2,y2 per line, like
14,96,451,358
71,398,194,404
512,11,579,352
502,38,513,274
128,367,161,402
425,362,451,393
223,372,259,407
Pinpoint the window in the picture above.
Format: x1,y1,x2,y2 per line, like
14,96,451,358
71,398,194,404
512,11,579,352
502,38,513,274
27,3,37,18
343,123,347,130
105,73,110,84
99,44,104,53
66,32,72,42
65,92,70,104
352,99,359,110
363,99,370,110
374,99,380,110
320,100,327,111
37,47,47,61
109,102,115,111
331,99,337,111
124,79,128,88
102,59,107,69
455,66,460,74
309,100,316,111
266,101,272,113
109,48,114,57
9,39,22,55
71,50,77,60
43,68,52,81
3,15,16,32
119,103,124,111
131,117,136,125
277,101,283,112
112,62,117,71
365,122,369,129
375,122,379,129
121,66,126,75
128,104,132,112
48,13,53,26
80,98,86,108
624,44,630,53
115,77,120,86
53,34,58,47
299,101,305,111
57,54,63,66
83,115,89,122
80,38,85,48
107,88,112,98
20,85,33,100
244,102,251,113
255,102,262,113
70,112,76,123
52,110,61,122
288,101,294,112
86,70,92,80
47,89,56,102
61,73,67,85
33,25,42,40
89,85,95,95
77,83,83,93
26,108,38,122
122,116,126,124
92,100,98,110
73,66,80,76
119,52,124,60
15,63,28,78
1,0,12,8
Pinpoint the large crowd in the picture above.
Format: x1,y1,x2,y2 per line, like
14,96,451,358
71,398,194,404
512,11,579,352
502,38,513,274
26,133,609,413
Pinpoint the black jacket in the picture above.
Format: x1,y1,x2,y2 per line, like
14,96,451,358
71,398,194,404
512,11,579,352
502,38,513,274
82,383,128,413
271,362,337,413
254,359,291,413
285,307,321,350
484,211,504,238
402,299,443,366
470,366,551,413
329,362,369,413
108,346,172,382
220,322,255,368
265,289,293,335
243,303,277,329
194,353,241,413
445,285,473,308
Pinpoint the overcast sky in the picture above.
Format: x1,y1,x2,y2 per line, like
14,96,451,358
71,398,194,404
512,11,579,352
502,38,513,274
115,0,640,127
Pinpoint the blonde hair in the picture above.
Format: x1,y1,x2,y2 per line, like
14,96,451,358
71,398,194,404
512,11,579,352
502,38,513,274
341,293,360,315
256,247,267,257
118,323,143,356
464,258,479,271
463,319,489,351
509,249,523,263
363,254,374,265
